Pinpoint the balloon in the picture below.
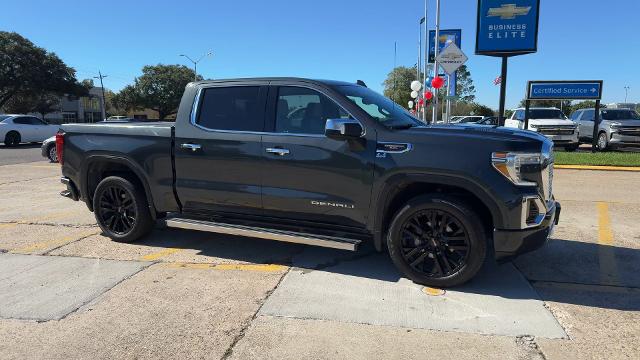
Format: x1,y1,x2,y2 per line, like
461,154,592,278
410,80,422,92
426,77,433,88
432,76,444,89
424,91,433,100
410,90,418,98
408,101,414,108
418,98,424,106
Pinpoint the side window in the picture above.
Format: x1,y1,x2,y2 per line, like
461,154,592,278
13,117,32,125
515,110,525,121
583,110,595,121
196,86,262,131
570,111,581,120
275,87,349,135
28,117,45,125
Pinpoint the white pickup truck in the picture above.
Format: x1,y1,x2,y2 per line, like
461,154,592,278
505,107,579,151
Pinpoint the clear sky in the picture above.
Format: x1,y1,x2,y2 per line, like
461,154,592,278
1,0,638,109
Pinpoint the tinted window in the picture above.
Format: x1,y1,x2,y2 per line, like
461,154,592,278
275,87,349,134
583,110,595,121
13,117,33,125
514,110,524,120
601,110,640,120
196,86,262,131
334,85,421,128
28,117,46,125
570,111,581,120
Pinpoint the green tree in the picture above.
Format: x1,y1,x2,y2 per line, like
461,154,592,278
2,92,61,119
455,65,476,103
383,66,422,110
113,64,201,120
0,31,85,109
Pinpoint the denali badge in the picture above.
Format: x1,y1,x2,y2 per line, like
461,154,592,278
311,200,355,209
376,142,413,156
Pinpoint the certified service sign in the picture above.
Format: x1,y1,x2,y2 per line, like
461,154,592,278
475,0,540,56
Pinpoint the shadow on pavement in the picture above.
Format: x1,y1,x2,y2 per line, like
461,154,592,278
122,228,640,311
0,143,42,149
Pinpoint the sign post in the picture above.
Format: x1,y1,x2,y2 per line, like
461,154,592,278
476,0,541,126
436,43,468,123
525,80,603,152
428,28,461,124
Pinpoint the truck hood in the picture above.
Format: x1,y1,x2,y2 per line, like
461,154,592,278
405,124,548,143
528,119,576,127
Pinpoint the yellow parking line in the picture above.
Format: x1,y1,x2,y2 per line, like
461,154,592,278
0,223,17,230
164,262,288,273
596,202,619,284
11,229,99,254
140,248,183,261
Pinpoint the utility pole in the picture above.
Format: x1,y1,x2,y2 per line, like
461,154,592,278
180,50,213,82
93,71,108,122
432,0,441,124
624,86,630,103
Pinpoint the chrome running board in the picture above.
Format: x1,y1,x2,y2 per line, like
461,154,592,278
162,217,361,251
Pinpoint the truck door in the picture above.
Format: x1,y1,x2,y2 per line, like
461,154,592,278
260,85,375,229
174,84,267,216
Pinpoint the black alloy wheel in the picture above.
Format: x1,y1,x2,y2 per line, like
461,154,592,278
387,195,487,287
93,176,154,242
98,184,137,235
4,131,20,146
400,209,470,278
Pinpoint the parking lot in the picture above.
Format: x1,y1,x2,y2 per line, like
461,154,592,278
0,160,639,359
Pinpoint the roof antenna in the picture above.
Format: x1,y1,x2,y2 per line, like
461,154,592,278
356,80,367,87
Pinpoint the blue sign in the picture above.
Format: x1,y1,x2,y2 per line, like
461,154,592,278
527,81,603,100
428,29,462,63
476,0,540,56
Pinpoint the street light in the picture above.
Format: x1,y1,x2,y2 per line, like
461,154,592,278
179,50,213,81
624,86,630,103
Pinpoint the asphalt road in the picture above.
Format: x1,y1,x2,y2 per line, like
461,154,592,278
0,144,45,166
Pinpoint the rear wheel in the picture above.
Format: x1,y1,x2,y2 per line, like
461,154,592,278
93,176,154,243
4,131,20,146
47,145,58,162
387,195,487,288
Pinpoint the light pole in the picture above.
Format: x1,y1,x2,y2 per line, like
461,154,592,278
179,50,213,81
93,71,108,122
624,86,630,103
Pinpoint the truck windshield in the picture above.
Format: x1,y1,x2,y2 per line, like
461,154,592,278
334,85,422,129
528,109,567,120
601,110,640,120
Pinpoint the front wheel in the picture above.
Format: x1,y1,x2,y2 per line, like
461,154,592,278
47,145,58,162
93,176,154,243
597,132,609,151
386,195,487,288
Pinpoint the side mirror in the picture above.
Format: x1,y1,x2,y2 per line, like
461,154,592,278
325,119,364,139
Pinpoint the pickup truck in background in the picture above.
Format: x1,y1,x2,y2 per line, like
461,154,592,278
57,78,560,287
505,107,579,151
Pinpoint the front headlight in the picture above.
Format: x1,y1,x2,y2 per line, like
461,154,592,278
609,122,621,129
491,152,541,186
529,124,538,129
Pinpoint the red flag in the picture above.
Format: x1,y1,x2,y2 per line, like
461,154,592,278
493,75,502,86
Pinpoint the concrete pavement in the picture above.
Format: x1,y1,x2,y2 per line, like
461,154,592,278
0,160,638,359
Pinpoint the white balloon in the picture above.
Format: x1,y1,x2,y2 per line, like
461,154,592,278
410,80,422,92
408,101,414,108
410,91,418,98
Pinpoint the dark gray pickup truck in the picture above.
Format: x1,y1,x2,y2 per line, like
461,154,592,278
57,78,559,287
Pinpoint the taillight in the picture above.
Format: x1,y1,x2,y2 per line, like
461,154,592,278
55,131,65,165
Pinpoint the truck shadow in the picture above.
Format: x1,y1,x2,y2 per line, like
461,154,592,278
134,228,640,311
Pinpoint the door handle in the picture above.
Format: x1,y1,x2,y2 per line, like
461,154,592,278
180,143,202,152
265,147,290,156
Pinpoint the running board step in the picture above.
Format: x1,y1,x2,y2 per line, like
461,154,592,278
163,218,361,251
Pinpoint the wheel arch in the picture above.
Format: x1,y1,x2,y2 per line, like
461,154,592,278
82,155,158,220
371,173,505,252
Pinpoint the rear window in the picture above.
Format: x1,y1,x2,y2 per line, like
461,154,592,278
196,87,263,131
601,110,640,120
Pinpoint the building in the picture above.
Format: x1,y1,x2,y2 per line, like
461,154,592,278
38,87,105,124
606,103,639,111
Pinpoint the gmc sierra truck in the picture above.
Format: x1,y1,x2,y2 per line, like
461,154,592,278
57,78,560,287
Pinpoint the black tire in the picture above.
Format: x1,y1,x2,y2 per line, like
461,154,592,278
597,132,609,151
47,144,58,162
386,194,487,288
4,131,20,146
93,176,154,243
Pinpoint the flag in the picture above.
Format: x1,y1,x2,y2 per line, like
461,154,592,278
420,17,426,24
493,75,502,86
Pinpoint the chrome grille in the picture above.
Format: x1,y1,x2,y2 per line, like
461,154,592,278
618,127,640,136
537,126,575,136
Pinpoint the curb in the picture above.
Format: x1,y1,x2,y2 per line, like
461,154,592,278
555,165,640,172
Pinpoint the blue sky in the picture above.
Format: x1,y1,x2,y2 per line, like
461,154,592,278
1,0,638,108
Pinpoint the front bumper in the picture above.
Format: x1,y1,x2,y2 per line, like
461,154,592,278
494,200,560,261
610,133,640,147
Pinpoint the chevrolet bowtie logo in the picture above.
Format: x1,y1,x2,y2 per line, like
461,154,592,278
487,4,531,20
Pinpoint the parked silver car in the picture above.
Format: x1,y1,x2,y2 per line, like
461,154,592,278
571,108,640,150
41,135,58,162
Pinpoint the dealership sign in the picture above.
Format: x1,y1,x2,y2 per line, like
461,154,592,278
475,0,540,56
428,29,462,63
436,43,468,75
527,81,603,100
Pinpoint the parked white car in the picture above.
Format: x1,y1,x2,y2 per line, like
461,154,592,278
504,108,579,151
0,114,60,146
